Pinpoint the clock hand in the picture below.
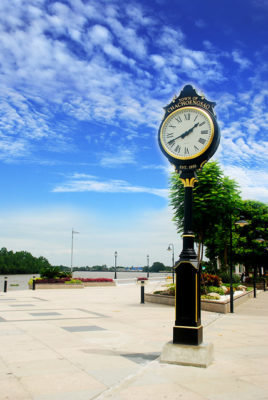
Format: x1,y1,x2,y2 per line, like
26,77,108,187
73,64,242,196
167,123,199,145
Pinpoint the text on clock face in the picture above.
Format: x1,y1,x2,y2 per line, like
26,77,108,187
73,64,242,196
161,108,213,158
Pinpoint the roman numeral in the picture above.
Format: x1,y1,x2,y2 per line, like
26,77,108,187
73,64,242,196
194,145,199,151
201,130,208,134
175,145,181,153
194,115,198,121
175,117,182,123
184,147,189,154
199,121,205,126
184,113,190,120
199,138,206,145
169,125,176,128
167,132,174,138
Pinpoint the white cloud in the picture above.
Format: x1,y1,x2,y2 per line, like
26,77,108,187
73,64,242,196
89,24,111,44
222,165,268,202
232,50,251,69
0,0,265,176
99,148,136,167
151,54,166,69
52,173,168,198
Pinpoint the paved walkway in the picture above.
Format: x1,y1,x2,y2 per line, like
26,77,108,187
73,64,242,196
0,282,267,400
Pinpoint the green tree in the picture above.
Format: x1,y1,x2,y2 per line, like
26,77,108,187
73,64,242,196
150,262,166,272
0,247,51,274
169,161,241,265
233,200,268,275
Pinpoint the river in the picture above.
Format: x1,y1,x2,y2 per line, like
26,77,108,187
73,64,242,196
0,271,170,291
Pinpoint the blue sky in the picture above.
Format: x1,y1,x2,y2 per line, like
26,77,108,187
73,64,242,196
0,0,267,268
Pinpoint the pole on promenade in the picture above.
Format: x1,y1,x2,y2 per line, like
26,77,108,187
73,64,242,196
140,280,145,304
4,277,7,293
114,251,117,280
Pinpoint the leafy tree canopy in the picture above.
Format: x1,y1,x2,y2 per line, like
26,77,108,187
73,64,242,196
0,247,51,274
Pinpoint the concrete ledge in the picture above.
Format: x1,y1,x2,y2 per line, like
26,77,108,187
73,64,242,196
83,282,116,287
145,293,175,306
35,284,84,289
160,341,214,368
145,290,254,313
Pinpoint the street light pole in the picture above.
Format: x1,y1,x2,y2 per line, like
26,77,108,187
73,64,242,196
71,228,79,274
114,251,118,280
229,215,234,313
147,255,150,278
167,244,175,284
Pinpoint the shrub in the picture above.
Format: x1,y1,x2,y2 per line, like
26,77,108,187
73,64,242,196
207,286,225,295
65,279,82,285
218,271,241,284
153,284,175,296
58,271,72,278
201,285,207,295
35,277,71,284
201,294,220,300
201,273,222,287
40,266,62,279
225,287,236,295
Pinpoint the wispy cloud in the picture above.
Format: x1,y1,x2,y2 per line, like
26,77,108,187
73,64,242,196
52,173,168,198
0,0,266,189
232,50,251,70
99,148,136,168
222,165,268,202
0,0,230,162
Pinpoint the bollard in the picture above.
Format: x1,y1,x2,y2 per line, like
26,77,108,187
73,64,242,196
140,280,145,304
253,268,257,298
263,278,266,292
32,276,36,291
4,277,7,293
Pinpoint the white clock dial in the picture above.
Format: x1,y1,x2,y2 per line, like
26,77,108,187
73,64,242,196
160,107,214,160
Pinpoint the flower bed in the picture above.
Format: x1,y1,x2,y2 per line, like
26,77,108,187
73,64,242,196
145,289,254,313
77,278,114,282
28,277,115,289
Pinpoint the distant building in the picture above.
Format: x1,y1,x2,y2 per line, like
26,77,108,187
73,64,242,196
125,267,143,272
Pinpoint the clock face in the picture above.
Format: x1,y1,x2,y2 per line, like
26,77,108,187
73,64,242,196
160,107,214,160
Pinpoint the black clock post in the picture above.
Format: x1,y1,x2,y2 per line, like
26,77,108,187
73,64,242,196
173,169,202,346
158,85,220,366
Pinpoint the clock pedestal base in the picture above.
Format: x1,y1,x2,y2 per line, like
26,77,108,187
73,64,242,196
160,341,213,368
173,325,203,346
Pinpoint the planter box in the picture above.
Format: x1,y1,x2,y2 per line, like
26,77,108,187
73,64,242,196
29,283,84,289
145,293,175,306
29,281,116,289
83,281,116,287
145,290,254,313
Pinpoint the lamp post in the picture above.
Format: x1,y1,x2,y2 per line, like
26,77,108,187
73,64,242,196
71,228,79,274
147,255,150,278
114,251,118,280
167,244,175,284
230,216,249,311
254,235,265,298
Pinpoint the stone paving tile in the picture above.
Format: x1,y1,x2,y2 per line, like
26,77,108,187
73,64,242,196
62,325,107,332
